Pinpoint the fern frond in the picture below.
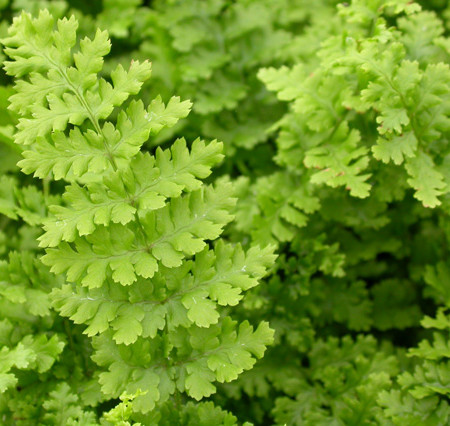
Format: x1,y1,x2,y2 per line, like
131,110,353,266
2,10,275,415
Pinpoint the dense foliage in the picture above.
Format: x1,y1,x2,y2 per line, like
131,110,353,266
0,0,449,424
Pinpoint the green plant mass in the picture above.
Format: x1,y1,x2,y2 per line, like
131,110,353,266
0,0,449,424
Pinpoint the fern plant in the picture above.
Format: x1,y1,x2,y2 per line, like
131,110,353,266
220,0,450,424
1,9,275,421
236,0,449,247
1,1,450,424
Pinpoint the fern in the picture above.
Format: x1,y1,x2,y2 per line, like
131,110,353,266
224,1,450,424
259,2,450,209
1,1,450,424
2,9,275,417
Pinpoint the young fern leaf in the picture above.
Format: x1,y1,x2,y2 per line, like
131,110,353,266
2,10,275,414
